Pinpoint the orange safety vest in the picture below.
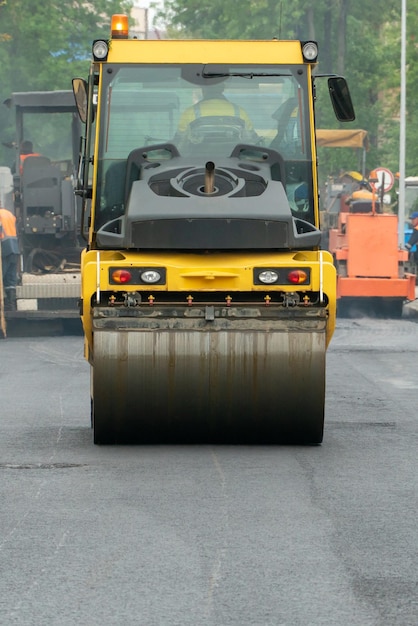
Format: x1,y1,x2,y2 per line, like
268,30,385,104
350,189,374,201
19,152,41,174
0,208,17,239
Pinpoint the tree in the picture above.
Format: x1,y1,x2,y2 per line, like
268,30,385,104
0,0,132,164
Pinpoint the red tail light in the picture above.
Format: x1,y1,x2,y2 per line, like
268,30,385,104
287,270,308,284
111,269,132,284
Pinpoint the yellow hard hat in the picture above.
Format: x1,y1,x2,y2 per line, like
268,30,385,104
345,170,363,182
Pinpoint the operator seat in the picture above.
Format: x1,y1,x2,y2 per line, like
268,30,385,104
21,156,62,216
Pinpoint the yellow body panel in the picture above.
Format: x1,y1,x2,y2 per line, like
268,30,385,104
81,248,337,353
106,39,305,65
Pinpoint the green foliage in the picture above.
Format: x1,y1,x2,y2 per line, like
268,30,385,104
0,0,132,164
159,0,285,39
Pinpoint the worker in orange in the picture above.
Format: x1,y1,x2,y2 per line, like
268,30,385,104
0,207,19,310
348,179,374,202
405,211,418,253
19,140,41,174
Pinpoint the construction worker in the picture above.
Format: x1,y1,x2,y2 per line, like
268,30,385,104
18,140,41,174
348,179,374,202
405,211,418,252
0,207,19,310
175,83,258,151
344,178,382,214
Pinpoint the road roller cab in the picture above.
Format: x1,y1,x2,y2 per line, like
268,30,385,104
73,16,355,444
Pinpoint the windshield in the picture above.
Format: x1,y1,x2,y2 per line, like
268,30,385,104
20,111,78,177
405,184,418,217
94,63,314,228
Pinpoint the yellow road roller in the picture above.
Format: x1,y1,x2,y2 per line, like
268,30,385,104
72,16,355,444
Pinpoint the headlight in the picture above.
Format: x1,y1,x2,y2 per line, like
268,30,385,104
258,270,279,284
302,42,318,62
140,270,162,284
92,40,109,61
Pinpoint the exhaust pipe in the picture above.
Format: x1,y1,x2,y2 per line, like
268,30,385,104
204,161,215,194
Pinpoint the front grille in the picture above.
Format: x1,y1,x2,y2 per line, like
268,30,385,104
131,219,289,250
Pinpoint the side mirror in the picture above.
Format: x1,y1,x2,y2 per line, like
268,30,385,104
328,76,355,122
72,78,88,124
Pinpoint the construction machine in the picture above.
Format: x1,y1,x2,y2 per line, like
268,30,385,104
2,91,83,319
73,15,355,444
323,170,415,317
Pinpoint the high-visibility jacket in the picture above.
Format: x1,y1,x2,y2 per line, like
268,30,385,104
350,189,374,201
19,152,41,175
177,97,254,133
0,208,17,239
0,208,19,256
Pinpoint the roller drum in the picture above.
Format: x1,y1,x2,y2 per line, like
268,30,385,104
92,324,326,444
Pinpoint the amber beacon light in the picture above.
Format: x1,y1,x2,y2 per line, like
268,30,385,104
111,14,129,39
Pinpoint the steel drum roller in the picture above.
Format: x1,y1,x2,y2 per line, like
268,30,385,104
92,324,326,444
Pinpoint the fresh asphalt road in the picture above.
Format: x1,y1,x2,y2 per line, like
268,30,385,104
0,316,418,626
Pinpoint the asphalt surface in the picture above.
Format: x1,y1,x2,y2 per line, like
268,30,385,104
0,315,418,625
